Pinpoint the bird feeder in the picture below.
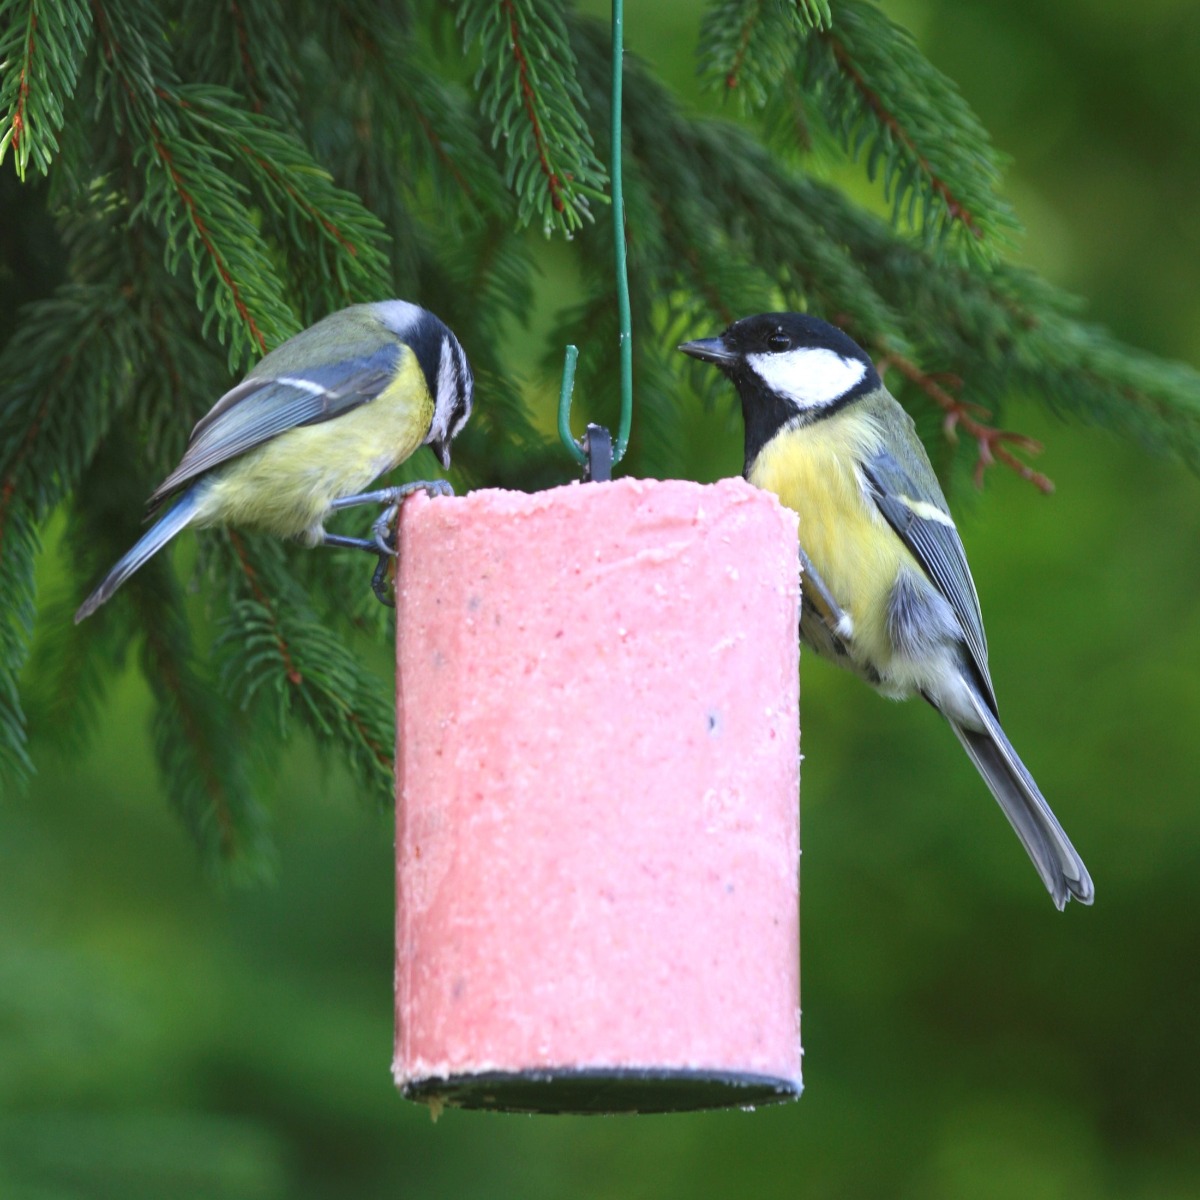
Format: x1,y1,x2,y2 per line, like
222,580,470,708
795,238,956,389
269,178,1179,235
392,476,802,1114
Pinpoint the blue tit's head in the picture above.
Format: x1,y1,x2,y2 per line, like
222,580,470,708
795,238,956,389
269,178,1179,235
374,301,474,469
680,312,881,458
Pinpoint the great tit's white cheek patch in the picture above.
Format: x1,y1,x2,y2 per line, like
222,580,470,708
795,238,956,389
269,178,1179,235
747,347,867,410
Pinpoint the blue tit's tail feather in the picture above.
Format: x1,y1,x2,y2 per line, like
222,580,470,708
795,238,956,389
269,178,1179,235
948,689,1094,909
74,489,200,623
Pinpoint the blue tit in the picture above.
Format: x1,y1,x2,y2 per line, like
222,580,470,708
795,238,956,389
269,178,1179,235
681,312,1092,909
75,300,473,622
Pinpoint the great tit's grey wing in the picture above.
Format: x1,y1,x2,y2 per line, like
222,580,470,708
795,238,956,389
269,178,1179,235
862,447,995,709
148,347,400,508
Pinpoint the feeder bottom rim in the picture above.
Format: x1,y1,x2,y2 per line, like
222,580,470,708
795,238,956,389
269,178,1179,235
398,1064,803,1115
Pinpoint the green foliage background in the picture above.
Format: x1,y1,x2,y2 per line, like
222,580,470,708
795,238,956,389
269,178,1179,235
3,0,1200,1196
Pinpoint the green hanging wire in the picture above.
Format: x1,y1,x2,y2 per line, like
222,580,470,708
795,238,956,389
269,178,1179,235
557,344,583,465
610,0,632,461
557,0,633,470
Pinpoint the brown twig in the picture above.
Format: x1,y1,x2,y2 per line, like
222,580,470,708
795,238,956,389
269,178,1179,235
9,4,37,163
725,0,763,90
877,352,1055,493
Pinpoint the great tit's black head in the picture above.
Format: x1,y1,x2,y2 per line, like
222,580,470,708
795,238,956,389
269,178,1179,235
680,312,879,411
377,301,475,469
680,312,880,465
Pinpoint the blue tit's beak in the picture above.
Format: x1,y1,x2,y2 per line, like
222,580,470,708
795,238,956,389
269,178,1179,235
679,336,737,367
432,437,452,470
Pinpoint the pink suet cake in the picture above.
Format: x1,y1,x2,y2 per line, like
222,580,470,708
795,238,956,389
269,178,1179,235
393,477,802,1113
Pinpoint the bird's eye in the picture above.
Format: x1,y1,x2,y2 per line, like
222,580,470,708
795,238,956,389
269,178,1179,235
767,332,791,352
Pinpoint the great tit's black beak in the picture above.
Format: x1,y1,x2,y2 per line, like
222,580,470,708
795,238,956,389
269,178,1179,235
678,336,737,367
433,437,451,470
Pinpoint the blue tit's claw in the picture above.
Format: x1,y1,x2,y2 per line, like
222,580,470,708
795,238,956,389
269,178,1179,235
418,479,455,500
326,482,455,607
317,530,396,606
372,506,400,556
371,554,396,607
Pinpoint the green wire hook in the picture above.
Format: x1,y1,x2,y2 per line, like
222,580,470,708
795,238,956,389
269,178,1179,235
557,0,633,475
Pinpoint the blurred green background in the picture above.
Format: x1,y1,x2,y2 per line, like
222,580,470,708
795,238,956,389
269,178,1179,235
5,1,1200,1196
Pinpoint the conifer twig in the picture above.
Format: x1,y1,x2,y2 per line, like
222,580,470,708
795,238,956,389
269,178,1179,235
878,352,1055,493
817,30,983,241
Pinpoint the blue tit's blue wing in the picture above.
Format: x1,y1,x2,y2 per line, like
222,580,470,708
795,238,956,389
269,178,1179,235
148,347,400,508
862,448,996,710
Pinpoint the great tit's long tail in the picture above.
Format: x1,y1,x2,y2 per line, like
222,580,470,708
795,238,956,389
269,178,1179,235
74,489,200,623
947,690,1094,910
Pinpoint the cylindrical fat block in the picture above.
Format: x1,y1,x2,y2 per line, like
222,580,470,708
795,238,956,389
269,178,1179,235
394,477,801,1114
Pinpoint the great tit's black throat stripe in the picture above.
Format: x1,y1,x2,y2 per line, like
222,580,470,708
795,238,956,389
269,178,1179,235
739,368,879,471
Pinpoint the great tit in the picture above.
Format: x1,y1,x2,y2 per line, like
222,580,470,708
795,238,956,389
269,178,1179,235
75,301,473,622
681,312,1093,909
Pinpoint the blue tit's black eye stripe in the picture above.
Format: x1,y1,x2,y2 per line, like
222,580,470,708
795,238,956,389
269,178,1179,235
408,315,450,401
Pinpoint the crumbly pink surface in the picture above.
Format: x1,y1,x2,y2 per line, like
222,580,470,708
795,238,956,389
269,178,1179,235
394,477,801,1085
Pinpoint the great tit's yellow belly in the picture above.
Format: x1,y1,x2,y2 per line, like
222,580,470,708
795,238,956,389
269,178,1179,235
196,363,434,540
749,414,920,675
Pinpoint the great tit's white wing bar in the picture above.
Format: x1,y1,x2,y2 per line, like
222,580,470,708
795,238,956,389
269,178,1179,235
863,448,996,712
148,350,399,508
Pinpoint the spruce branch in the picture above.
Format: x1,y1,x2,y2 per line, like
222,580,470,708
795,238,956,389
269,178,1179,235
164,85,392,307
805,177,1200,471
699,0,827,111
218,535,395,807
180,0,301,124
391,45,509,212
0,283,141,774
575,14,1200,486
20,445,160,759
805,0,1020,256
91,0,297,364
0,0,92,179
458,0,608,234
140,587,273,881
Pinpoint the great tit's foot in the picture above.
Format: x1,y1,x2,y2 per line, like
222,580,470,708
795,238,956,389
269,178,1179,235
799,547,854,647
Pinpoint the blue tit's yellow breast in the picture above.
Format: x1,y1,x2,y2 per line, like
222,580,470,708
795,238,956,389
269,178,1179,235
748,410,919,666
200,351,434,539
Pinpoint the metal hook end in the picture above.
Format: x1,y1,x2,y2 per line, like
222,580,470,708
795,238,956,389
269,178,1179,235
582,424,613,483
